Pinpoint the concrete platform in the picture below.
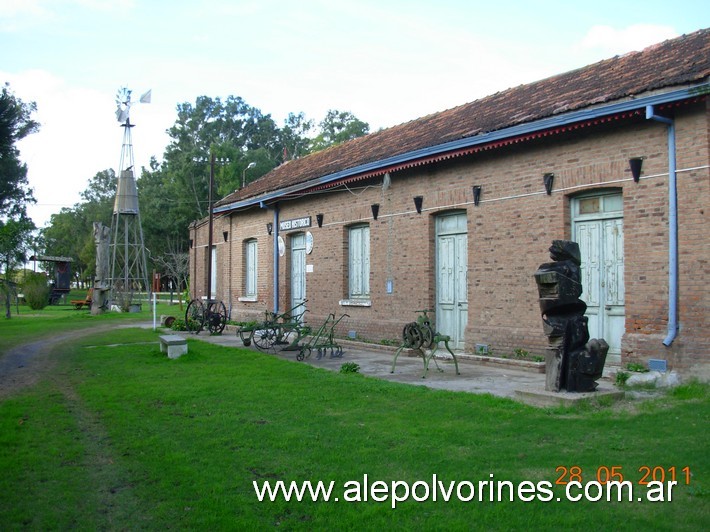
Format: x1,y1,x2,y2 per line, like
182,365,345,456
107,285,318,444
163,326,628,407
514,385,625,408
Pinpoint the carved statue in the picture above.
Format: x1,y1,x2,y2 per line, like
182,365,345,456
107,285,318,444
91,222,111,315
534,240,608,392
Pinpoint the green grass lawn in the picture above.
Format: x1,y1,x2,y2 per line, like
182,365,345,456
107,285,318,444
0,310,708,529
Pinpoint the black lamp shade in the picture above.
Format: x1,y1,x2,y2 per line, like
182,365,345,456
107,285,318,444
371,204,380,220
543,173,554,195
414,196,423,214
629,158,643,182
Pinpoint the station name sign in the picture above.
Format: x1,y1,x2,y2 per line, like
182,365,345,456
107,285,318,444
279,216,311,232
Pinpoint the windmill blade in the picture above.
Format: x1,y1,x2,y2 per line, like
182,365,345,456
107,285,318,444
116,87,131,104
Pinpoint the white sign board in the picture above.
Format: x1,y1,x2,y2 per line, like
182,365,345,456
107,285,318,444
279,216,311,232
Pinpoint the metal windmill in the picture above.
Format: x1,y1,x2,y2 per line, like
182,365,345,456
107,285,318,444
108,87,151,310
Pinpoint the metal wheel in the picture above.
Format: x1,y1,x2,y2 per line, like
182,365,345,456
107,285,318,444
206,300,227,334
185,299,206,334
253,327,278,351
420,323,435,349
402,322,423,348
297,347,310,361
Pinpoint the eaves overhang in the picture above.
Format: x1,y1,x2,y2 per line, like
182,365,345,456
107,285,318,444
214,82,709,214
29,255,73,263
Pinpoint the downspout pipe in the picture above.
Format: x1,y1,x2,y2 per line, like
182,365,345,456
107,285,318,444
260,201,280,313
646,105,678,346
272,204,280,313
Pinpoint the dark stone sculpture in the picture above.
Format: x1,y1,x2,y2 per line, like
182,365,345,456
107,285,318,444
534,240,608,392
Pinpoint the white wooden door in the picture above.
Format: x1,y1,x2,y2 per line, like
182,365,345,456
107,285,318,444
436,213,468,349
290,233,307,317
573,194,624,363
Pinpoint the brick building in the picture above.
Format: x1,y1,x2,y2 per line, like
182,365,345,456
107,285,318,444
190,29,710,376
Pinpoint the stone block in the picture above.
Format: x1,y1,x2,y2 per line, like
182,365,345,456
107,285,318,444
159,334,188,359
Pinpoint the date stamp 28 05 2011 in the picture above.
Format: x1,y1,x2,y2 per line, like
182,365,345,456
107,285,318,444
555,465,691,486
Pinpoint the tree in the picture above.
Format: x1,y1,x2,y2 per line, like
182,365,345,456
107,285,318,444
80,167,117,206
0,84,38,297
279,112,314,161
0,83,38,218
138,160,189,265
40,169,116,286
38,94,371,289
150,238,190,308
0,216,35,282
41,208,87,286
310,109,369,152
140,95,289,261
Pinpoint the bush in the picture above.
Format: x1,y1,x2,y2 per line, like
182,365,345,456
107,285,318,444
340,362,360,374
513,348,529,359
170,318,188,331
626,362,648,373
22,273,50,310
615,371,630,387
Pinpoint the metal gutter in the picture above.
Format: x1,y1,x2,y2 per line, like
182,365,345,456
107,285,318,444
214,83,708,214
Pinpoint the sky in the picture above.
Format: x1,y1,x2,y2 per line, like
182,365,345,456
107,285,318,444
1,0,708,229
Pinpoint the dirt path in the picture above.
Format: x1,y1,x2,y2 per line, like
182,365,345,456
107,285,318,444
0,323,144,399
1,322,151,526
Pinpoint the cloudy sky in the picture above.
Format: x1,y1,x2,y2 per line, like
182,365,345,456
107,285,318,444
1,0,707,227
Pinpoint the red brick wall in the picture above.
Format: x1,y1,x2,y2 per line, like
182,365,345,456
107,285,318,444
191,102,709,375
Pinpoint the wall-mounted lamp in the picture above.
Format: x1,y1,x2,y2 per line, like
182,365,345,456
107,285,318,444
316,213,324,228
629,157,644,182
543,173,555,195
222,231,229,242
266,222,273,235
413,196,423,214
189,239,193,249
371,203,380,220
472,186,482,206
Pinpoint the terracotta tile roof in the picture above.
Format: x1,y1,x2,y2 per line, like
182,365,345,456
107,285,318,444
218,28,710,208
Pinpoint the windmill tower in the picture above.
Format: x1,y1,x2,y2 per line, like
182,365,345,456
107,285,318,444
108,87,151,310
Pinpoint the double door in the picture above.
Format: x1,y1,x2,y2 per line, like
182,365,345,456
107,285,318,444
573,194,625,363
290,233,307,317
436,213,468,350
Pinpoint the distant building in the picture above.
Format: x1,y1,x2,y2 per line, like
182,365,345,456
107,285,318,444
190,29,710,376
